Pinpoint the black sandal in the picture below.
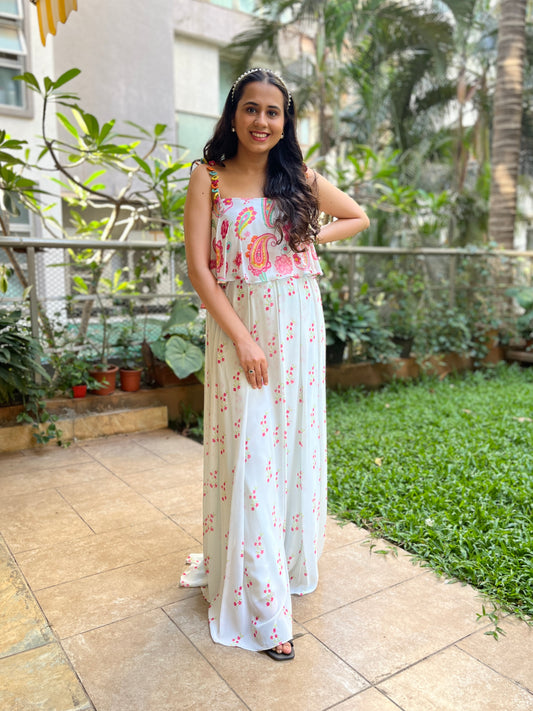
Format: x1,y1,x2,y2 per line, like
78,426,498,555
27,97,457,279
264,640,294,661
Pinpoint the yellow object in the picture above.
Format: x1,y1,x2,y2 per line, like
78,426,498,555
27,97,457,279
31,0,78,45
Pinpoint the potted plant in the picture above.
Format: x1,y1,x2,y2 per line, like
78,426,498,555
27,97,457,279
116,325,144,392
51,352,103,398
505,286,533,347
321,281,394,366
321,280,358,365
414,302,473,374
73,268,139,395
377,268,425,358
143,301,204,386
0,307,63,445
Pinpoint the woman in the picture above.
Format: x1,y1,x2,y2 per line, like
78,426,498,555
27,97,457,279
181,68,369,660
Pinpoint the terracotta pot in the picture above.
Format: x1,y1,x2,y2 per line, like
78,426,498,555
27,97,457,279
119,367,142,392
89,364,119,395
71,384,87,399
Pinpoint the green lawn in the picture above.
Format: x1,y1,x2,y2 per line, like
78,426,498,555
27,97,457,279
327,364,533,621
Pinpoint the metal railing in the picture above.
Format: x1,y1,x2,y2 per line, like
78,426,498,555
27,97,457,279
0,237,197,360
2,237,532,355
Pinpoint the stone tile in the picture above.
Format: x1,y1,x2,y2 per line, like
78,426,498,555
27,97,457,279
305,572,484,683
0,536,54,659
170,508,203,544
79,437,168,475
165,595,368,711
62,608,244,711
292,541,422,623
57,474,132,506
133,430,203,461
0,451,26,477
35,551,199,638
458,615,533,693
0,460,112,499
116,461,200,495
58,478,165,533
0,445,93,476
0,643,93,711
0,489,93,553
145,479,204,516
323,516,368,552
334,687,402,710
18,518,198,590
379,645,533,711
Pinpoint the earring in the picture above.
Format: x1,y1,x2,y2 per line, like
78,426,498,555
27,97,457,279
231,127,236,132
281,132,284,138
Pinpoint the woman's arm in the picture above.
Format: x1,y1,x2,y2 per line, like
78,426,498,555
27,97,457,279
308,171,370,244
184,165,268,388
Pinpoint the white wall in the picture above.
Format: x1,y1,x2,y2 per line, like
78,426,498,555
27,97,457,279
174,0,253,45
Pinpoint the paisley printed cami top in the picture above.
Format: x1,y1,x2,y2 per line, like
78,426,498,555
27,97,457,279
207,164,322,284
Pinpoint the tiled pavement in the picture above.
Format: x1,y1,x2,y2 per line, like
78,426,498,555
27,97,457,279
0,429,532,711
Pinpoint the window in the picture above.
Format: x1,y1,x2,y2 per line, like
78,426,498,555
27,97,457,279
0,0,27,110
219,59,234,113
208,0,255,12
176,112,217,161
8,197,31,234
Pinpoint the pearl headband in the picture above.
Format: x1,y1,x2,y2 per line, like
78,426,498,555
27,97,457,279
231,68,292,110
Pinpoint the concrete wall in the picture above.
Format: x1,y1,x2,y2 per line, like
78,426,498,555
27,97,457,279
52,0,176,135
174,0,252,46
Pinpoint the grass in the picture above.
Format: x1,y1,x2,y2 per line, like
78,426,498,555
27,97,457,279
327,363,533,622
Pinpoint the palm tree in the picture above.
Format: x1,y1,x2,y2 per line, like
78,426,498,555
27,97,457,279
229,0,459,158
488,0,528,249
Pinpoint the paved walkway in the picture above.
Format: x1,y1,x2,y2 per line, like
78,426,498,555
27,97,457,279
0,429,532,711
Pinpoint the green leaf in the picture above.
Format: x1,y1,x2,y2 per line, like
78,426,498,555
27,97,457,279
164,336,204,380
82,169,106,186
57,112,80,138
72,276,89,293
99,121,115,143
162,302,198,334
132,155,151,176
154,123,167,137
52,67,81,90
71,108,89,135
13,72,40,92
150,339,166,362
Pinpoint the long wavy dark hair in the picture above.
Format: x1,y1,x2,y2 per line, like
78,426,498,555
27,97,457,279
203,68,320,251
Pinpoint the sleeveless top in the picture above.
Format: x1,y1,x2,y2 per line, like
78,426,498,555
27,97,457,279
206,164,322,284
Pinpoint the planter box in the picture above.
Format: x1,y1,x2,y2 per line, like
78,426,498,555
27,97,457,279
325,349,503,390
380,357,420,382
419,353,473,377
326,362,384,389
505,349,533,364
152,360,199,388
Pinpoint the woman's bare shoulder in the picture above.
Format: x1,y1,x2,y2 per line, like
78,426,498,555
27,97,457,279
188,161,212,192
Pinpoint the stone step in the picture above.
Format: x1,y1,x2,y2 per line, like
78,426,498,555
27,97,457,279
0,405,168,453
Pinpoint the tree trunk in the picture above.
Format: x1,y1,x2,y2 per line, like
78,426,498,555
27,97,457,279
488,0,527,249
